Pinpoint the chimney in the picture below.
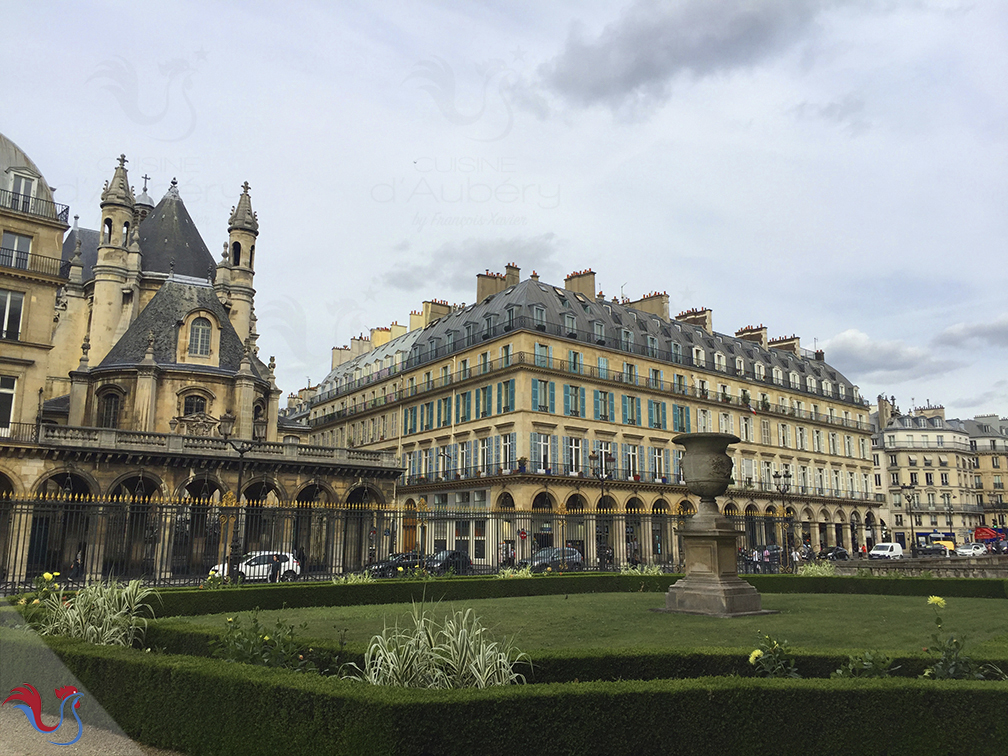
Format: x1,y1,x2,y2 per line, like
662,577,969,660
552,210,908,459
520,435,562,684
625,290,669,319
814,349,825,362
476,268,507,302
389,321,407,339
331,345,351,369
768,334,800,355
564,268,596,298
504,262,520,287
370,326,392,348
409,309,424,332
735,325,768,349
677,307,713,334
529,270,539,282
422,299,452,327
349,334,371,359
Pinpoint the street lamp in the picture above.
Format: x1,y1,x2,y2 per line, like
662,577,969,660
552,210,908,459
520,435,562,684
219,411,257,580
589,449,614,570
772,469,792,571
901,484,917,555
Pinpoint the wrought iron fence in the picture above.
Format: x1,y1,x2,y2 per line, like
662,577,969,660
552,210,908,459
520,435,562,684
2,495,862,594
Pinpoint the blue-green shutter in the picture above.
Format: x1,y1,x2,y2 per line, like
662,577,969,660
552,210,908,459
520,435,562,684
664,449,671,481
531,379,539,410
636,398,642,426
685,407,691,432
580,387,586,415
562,436,570,473
497,383,502,414
594,389,600,419
474,388,480,418
563,384,571,416
551,435,559,472
549,382,555,413
648,400,655,428
661,402,667,430
508,380,515,410
622,395,628,424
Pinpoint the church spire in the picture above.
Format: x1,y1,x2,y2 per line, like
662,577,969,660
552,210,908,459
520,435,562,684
227,181,259,235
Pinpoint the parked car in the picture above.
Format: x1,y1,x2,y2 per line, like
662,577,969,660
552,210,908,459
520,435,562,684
954,542,988,557
518,547,585,573
914,543,949,558
210,551,301,582
365,552,422,578
424,550,473,575
868,543,904,560
817,546,850,561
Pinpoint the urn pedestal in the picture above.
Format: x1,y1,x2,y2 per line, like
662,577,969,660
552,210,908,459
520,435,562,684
665,433,766,617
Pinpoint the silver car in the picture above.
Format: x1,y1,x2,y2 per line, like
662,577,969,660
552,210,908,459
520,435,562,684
954,543,987,557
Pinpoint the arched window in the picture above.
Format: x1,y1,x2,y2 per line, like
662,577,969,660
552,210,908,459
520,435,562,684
189,317,211,356
103,217,113,244
99,393,120,428
232,241,242,266
183,395,206,416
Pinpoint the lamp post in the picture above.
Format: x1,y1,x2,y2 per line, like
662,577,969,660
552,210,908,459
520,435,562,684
589,449,614,570
772,469,792,571
901,484,917,556
219,411,257,580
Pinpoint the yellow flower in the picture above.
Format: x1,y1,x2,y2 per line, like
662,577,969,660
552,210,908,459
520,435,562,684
43,572,53,582
53,572,60,577
927,596,946,609
397,566,404,572
263,635,270,641
32,599,40,605
749,649,764,665
227,617,234,623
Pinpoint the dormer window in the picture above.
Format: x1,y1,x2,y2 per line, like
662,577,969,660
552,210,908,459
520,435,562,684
806,376,816,393
735,357,744,375
772,367,783,386
533,306,546,329
188,317,212,356
8,174,34,213
714,352,726,372
754,363,765,381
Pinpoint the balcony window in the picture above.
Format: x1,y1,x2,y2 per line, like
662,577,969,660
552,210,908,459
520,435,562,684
0,375,15,429
0,289,24,341
1,231,31,270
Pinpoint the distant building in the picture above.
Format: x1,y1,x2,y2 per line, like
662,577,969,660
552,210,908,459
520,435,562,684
871,398,1004,547
307,265,877,566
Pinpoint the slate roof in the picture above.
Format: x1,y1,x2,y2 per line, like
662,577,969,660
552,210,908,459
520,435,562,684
0,133,57,205
316,276,864,408
42,394,70,414
137,186,217,279
61,185,216,282
62,226,100,281
96,279,264,380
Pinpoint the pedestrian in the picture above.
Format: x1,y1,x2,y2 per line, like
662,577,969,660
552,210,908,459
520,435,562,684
68,556,83,582
295,545,306,569
269,553,281,583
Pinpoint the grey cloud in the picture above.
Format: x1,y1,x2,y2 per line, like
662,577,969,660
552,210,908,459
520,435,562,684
949,380,1008,411
822,329,960,383
790,94,871,134
540,0,825,111
933,314,1008,349
381,233,561,296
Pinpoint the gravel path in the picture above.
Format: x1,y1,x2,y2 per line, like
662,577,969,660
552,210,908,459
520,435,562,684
0,707,186,756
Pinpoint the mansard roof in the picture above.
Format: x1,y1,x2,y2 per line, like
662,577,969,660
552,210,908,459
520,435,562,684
96,278,264,380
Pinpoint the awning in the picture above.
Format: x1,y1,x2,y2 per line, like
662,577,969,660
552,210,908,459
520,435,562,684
908,455,917,464
974,526,1000,541
938,455,948,465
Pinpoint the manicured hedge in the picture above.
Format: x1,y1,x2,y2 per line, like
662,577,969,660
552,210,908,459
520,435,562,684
155,573,1008,617
16,634,1008,756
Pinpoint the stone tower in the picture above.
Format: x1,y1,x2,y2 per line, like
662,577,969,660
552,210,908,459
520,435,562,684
226,182,258,346
90,154,136,364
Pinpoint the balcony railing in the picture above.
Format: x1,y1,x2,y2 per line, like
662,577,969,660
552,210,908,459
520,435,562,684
0,246,70,278
0,188,70,224
20,424,400,469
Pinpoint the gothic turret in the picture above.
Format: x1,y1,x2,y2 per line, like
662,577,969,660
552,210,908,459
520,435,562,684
226,182,258,345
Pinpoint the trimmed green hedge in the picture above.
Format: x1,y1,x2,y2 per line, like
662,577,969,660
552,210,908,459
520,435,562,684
14,633,1008,756
155,573,1008,617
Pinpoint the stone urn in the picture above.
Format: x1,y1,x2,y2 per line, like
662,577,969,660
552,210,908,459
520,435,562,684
665,432,765,616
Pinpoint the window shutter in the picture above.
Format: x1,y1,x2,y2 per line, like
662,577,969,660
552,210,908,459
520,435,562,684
608,392,615,420
530,433,536,463
549,382,555,413
664,448,671,480
466,392,471,420
551,435,558,472
685,407,691,433
455,395,460,424
594,389,600,420
497,383,502,414
494,435,500,469
564,384,571,416
531,379,539,410
548,345,553,364
636,398,642,426
580,387,586,414
648,400,655,428
661,402,667,430
474,389,480,419
622,394,628,424
563,436,570,473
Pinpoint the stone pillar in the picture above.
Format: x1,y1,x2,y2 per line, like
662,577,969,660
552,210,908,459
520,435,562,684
641,514,654,563
151,504,174,581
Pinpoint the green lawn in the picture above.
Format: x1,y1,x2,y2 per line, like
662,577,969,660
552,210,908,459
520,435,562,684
166,592,1008,657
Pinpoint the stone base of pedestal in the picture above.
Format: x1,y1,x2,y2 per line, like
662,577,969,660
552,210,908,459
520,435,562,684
663,525,772,617
664,574,769,616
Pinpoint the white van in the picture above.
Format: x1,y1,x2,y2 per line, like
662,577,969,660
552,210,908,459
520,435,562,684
868,542,904,560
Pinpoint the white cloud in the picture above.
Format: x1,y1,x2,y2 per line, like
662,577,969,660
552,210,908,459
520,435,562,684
822,329,959,384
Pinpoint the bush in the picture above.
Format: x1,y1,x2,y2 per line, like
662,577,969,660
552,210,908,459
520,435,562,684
620,563,665,576
798,562,837,578
31,579,158,647
346,602,529,689
209,609,329,674
748,634,800,678
832,650,899,679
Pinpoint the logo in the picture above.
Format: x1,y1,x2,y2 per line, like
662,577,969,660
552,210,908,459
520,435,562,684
2,684,84,746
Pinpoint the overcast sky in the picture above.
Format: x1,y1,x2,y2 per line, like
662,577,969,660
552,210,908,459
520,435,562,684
6,1,1006,420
